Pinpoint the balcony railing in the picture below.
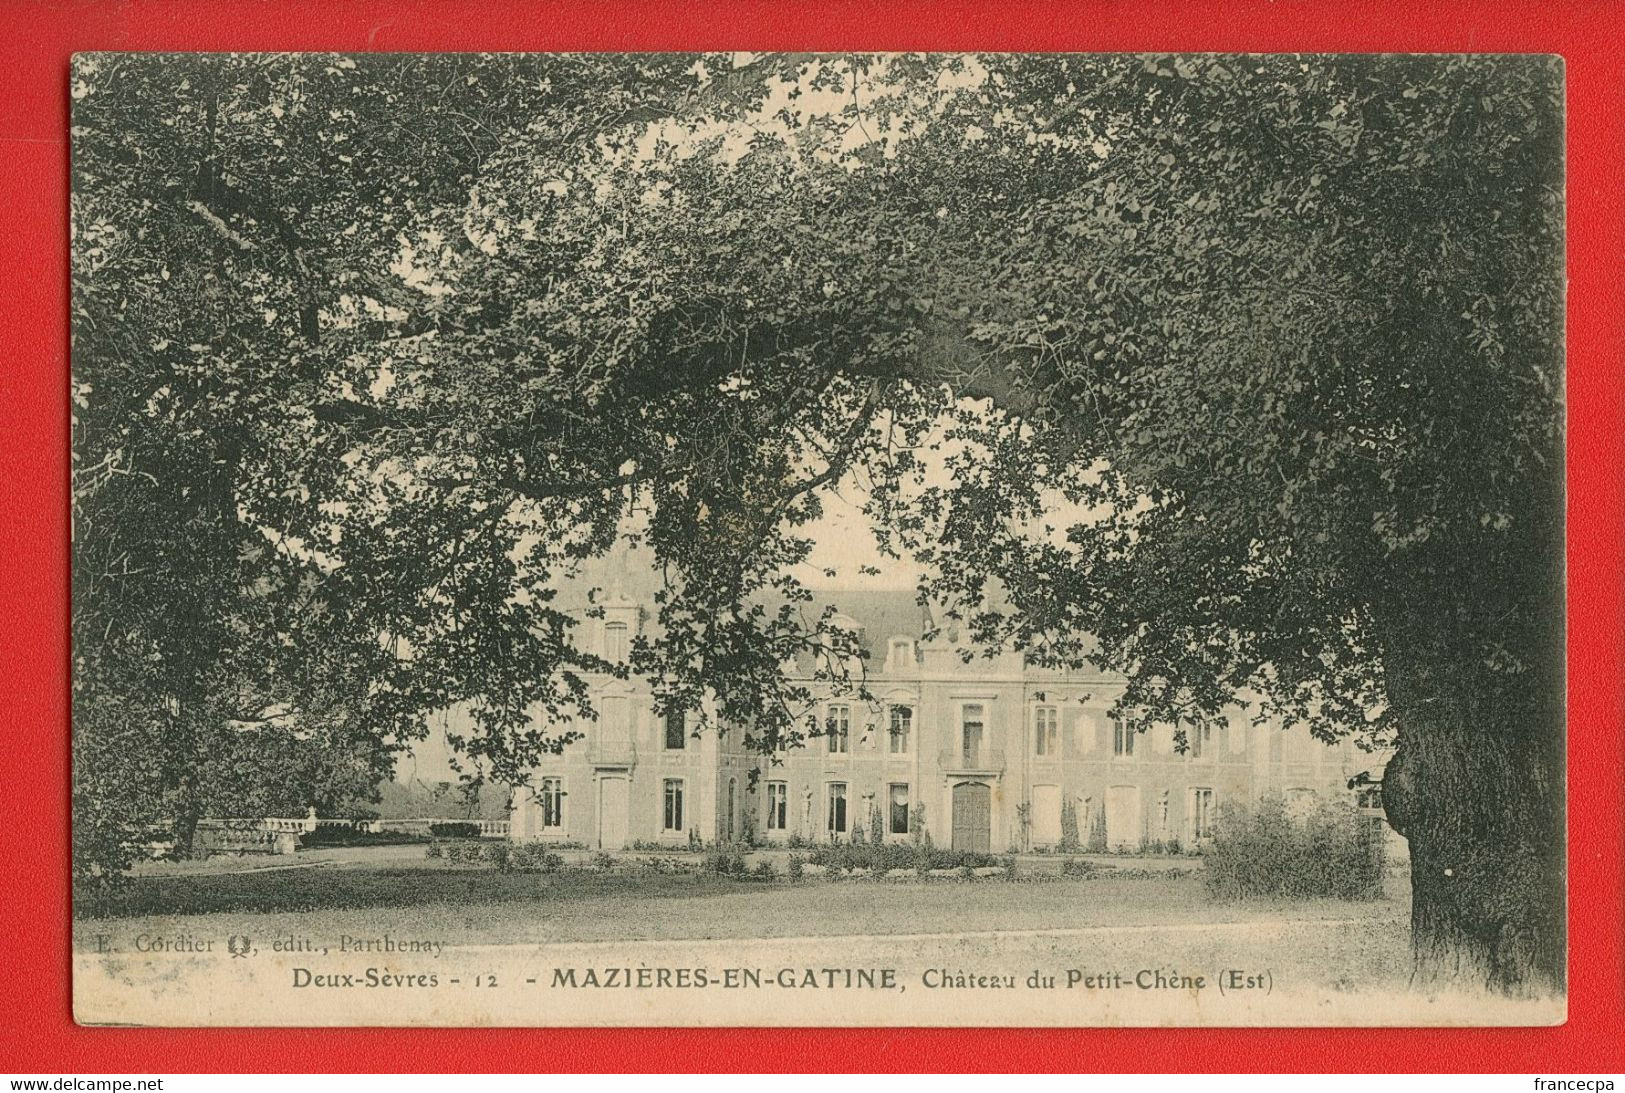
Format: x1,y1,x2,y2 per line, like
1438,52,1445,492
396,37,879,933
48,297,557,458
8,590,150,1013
938,745,1006,772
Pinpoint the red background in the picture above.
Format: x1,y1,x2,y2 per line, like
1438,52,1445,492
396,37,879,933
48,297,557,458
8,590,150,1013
2,0,1620,1073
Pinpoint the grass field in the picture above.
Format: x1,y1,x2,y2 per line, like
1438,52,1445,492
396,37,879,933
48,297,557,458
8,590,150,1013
76,860,1406,950
74,863,1433,1021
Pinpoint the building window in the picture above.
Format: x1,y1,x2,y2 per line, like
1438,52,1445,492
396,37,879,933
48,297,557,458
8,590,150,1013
1355,785,1383,811
1187,787,1216,841
664,707,686,750
1034,706,1058,757
1112,718,1135,757
539,777,564,830
961,703,985,765
662,779,685,832
826,782,848,835
888,706,913,754
766,781,788,832
1189,722,1214,759
604,621,628,662
888,783,910,835
826,704,850,754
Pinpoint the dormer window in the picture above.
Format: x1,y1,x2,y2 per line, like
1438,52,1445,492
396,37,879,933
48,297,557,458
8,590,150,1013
887,638,915,670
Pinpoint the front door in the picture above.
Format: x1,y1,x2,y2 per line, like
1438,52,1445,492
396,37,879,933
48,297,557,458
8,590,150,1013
952,781,991,853
598,776,628,849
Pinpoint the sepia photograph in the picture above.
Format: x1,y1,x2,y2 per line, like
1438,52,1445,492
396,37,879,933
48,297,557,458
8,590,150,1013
68,50,1566,1027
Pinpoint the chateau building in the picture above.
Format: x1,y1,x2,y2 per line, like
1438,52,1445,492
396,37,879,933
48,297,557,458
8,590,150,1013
476,556,1388,852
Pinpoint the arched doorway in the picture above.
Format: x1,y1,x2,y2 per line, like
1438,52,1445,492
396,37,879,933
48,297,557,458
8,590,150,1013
952,781,991,853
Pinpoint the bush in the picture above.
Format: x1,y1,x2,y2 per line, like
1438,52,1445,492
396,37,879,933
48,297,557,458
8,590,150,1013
1061,857,1095,876
1203,795,1385,901
807,842,997,873
425,842,443,859
705,851,748,876
508,843,564,873
298,826,429,849
592,850,615,872
787,854,805,879
429,822,482,839
752,860,775,881
1059,798,1081,852
1086,805,1107,853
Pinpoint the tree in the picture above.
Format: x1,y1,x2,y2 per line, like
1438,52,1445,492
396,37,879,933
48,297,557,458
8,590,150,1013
71,51,814,873
72,53,1563,993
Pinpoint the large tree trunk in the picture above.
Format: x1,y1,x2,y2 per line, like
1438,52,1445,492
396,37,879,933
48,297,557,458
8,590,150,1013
1380,660,1565,995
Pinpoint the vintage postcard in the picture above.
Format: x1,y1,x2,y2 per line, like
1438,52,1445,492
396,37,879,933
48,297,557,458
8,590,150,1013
70,51,1565,1027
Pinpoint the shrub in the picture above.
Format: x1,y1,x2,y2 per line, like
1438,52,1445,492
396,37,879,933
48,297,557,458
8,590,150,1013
808,843,997,873
429,822,482,838
482,842,512,870
1059,798,1081,852
868,802,885,846
786,854,805,879
298,826,428,849
592,850,615,872
1086,804,1107,853
425,842,443,859
507,842,563,873
752,860,775,881
1061,857,1095,876
704,851,748,876
786,832,810,850
1203,795,1385,901
909,802,926,847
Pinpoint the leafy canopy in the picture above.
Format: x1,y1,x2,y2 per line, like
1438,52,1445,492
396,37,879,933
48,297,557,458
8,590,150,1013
72,54,1562,853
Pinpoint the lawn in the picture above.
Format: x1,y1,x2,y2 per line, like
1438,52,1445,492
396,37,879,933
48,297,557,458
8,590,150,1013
75,864,1447,1024
75,860,1409,951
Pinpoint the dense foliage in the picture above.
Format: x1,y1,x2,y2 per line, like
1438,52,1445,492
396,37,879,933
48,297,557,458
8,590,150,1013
72,53,1562,991
1203,796,1386,902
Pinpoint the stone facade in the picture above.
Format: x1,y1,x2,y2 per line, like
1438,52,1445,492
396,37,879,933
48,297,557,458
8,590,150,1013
500,586,1389,853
